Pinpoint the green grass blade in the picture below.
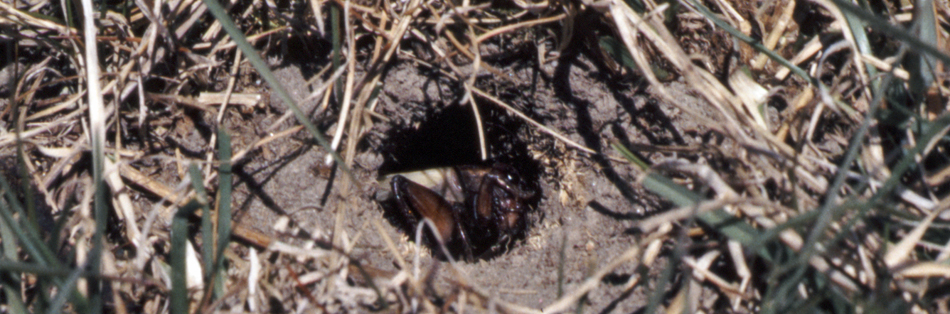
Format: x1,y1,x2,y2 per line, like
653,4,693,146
795,72,894,276
189,165,213,283
771,81,887,306
612,142,762,248
14,124,40,239
46,266,84,314
198,0,358,185
611,141,650,171
0,175,56,267
556,232,566,298
331,4,343,101
89,139,106,312
644,237,684,314
641,173,700,208
0,160,88,314
0,205,27,314
214,128,233,299
0,260,88,276
906,0,938,100
841,1,880,95
171,197,203,314
694,209,761,246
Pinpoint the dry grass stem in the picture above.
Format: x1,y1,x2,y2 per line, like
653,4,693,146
469,86,596,154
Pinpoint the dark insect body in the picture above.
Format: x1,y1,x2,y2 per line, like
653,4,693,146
383,163,537,261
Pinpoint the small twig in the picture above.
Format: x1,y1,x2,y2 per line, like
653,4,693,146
231,125,305,164
324,5,358,166
468,86,596,154
216,49,243,124
473,13,567,44
467,96,488,161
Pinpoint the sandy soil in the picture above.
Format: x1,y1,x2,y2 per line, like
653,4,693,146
191,35,725,311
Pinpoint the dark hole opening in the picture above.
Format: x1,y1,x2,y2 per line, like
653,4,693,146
376,102,543,261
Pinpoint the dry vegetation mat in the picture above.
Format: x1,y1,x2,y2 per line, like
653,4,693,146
3,0,950,312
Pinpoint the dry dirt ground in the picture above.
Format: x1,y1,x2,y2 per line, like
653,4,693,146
9,0,950,312
182,38,726,311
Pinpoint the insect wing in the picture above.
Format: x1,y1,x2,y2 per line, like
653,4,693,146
379,168,465,203
393,176,457,243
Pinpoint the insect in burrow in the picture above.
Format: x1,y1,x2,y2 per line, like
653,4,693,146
377,163,538,261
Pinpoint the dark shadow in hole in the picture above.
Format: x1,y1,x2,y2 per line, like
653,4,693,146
378,104,482,174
